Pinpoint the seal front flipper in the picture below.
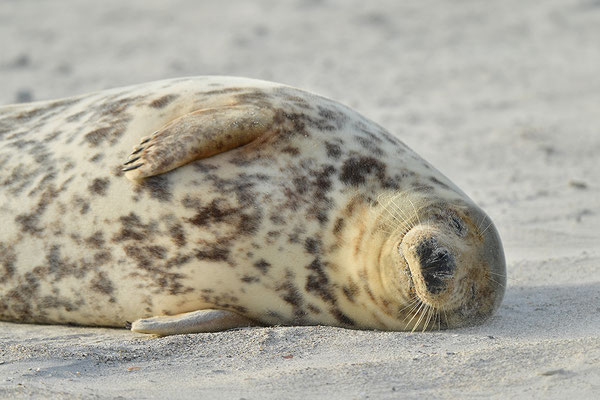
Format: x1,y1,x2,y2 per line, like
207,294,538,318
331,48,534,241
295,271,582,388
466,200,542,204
123,105,275,180
130,309,260,336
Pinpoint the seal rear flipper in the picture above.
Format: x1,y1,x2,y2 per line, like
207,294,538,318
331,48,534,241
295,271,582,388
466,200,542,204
123,105,275,180
130,309,260,336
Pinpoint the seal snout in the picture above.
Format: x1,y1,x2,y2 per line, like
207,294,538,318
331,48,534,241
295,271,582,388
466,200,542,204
415,237,456,295
399,225,459,304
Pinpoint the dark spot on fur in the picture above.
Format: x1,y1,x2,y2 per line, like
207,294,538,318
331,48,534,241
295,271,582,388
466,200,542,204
330,308,355,326
310,105,347,131
305,258,335,304
279,281,303,307
274,89,313,109
124,244,191,295
254,259,271,274
288,227,304,244
112,212,156,242
307,304,322,314
73,196,90,215
14,213,43,235
234,90,275,109
124,244,151,267
99,96,141,117
196,246,230,262
112,164,125,177
2,271,40,321
325,142,342,159
147,245,168,260
241,275,260,283
169,223,186,247
192,162,219,173
85,231,105,249
66,111,86,122
187,199,238,226
45,245,80,281
333,218,345,235
202,87,245,96
270,214,285,225
79,96,138,147
342,282,360,303
134,175,172,202
277,279,307,321
340,156,386,186
0,243,17,283
413,183,434,193
149,94,178,108
44,130,62,142
83,127,112,146
304,238,320,255
282,146,300,156
354,135,384,156
14,186,58,235
238,214,260,235
292,176,309,195
88,177,110,196
267,230,281,239
430,176,450,190
90,272,115,299
187,197,260,236
93,251,112,266
90,153,103,163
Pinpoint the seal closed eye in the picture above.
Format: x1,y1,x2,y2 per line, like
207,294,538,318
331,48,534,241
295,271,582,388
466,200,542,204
0,76,505,335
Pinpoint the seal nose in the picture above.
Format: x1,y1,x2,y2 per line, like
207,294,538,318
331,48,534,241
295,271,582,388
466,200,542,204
415,237,456,294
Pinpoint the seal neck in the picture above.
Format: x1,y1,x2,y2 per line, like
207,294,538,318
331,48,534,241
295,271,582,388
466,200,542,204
328,195,412,328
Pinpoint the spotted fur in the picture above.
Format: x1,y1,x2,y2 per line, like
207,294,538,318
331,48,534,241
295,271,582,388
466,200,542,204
0,77,505,331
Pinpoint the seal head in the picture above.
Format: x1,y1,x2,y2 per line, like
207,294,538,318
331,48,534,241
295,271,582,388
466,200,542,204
375,193,506,331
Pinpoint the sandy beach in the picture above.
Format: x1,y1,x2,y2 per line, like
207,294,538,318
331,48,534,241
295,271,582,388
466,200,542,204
1,0,599,398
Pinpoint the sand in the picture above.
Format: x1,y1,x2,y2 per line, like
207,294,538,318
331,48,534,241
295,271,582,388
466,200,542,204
1,0,599,398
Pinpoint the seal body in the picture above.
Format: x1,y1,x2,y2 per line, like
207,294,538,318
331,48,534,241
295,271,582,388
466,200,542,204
0,77,505,333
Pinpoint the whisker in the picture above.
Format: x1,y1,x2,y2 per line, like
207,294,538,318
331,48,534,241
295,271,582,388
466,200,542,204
405,300,425,330
401,299,421,320
383,204,413,232
380,201,413,233
398,298,419,315
476,214,486,232
389,197,413,222
480,219,494,236
407,303,424,333
407,198,421,226
423,305,434,332
414,304,430,333
486,275,507,289
442,308,449,329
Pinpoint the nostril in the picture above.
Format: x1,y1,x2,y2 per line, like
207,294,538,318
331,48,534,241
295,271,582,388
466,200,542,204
415,238,456,294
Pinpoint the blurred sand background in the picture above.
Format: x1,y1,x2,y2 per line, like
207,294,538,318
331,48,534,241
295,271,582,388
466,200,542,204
1,0,599,398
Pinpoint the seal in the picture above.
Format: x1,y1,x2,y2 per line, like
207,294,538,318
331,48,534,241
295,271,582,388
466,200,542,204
0,77,506,335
